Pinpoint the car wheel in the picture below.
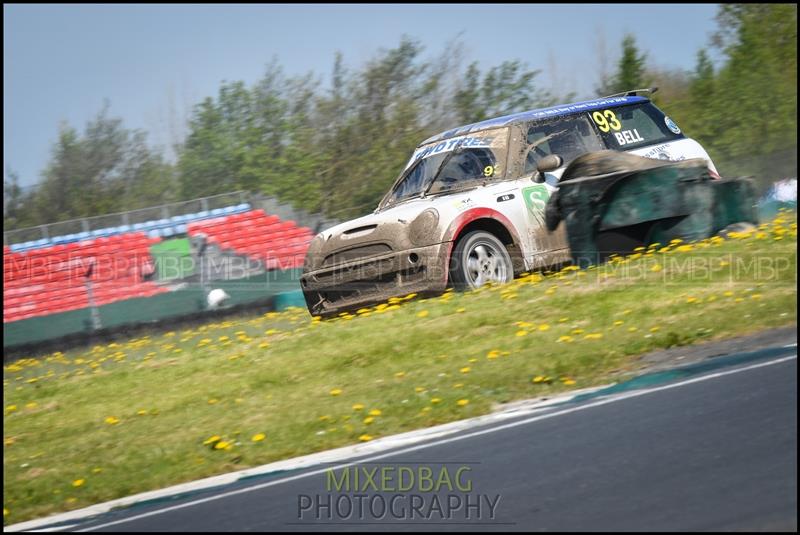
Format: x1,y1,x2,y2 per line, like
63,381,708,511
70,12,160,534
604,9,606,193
449,231,513,290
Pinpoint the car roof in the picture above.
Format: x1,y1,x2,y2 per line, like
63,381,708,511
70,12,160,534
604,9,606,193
420,95,649,145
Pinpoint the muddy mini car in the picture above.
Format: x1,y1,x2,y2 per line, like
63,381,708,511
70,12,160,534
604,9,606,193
300,91,729,317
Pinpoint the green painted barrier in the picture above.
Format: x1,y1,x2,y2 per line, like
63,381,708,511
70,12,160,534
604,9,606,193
3,269,304,350
272,290,307,311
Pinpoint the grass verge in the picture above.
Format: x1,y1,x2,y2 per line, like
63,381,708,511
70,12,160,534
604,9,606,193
3,213,797,524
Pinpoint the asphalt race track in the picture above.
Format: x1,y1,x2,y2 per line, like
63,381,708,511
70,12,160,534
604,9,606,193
30,344,799,532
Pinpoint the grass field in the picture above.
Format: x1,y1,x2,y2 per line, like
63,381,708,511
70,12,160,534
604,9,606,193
3,213,797,524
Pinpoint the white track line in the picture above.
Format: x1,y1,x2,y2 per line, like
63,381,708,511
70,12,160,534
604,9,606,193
71,354,796,533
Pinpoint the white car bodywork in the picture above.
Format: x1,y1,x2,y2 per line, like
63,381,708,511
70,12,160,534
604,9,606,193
301,96,718,316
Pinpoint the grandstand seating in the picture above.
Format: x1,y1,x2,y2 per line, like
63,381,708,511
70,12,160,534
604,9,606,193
7,203,252,253
186,209,314,270
3,232,168,323
3,206,312,324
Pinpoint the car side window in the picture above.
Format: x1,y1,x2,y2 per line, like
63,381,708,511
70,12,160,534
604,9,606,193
523,115,604,174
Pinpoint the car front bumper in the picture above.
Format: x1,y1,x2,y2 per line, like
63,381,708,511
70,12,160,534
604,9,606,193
300,242,450,317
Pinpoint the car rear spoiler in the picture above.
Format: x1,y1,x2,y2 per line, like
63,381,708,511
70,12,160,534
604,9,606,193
601,87,659,99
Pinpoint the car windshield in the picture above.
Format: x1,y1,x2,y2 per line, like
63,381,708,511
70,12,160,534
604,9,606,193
380,127,509,209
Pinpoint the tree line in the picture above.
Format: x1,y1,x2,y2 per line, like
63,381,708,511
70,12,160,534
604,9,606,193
4,4,796,231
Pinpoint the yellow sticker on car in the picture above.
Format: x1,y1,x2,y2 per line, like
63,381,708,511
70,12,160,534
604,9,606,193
592,110,622,133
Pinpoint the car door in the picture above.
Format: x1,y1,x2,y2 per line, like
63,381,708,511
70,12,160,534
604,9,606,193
517,115,605,268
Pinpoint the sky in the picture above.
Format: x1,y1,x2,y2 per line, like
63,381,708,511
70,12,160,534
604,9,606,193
4,3,721,188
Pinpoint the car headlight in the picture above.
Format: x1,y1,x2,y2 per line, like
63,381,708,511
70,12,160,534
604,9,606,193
408,208,439,246
303,234,325,271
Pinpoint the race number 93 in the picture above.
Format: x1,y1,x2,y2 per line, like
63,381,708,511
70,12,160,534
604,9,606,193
592,110,622,133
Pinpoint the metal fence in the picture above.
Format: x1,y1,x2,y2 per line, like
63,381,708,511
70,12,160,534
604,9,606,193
251,194,340,234
3,191,341,246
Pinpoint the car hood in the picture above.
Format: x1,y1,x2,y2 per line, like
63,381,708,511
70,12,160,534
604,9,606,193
306,198,444,271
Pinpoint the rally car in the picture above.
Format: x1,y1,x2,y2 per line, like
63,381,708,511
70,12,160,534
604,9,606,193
300,90,721,317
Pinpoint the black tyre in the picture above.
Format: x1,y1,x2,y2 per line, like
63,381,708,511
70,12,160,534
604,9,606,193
449,231,513,290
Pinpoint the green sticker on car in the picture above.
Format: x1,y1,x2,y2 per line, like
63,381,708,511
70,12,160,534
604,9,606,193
522,185,550,216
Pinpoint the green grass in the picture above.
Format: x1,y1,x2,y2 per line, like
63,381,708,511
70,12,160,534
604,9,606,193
3,214,797,524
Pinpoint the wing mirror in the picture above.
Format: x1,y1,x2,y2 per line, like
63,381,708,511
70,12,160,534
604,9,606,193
532,154,563,183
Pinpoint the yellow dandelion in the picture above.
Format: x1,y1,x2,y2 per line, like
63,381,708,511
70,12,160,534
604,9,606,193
104,416,120,425
431,398,442,404
649,326,661,332
417,310,429,318
460,367,471,374
651,264,663,272
414,386,426,393
457,399,470,407
359,434,373,442
394,371,406,378
203,435,221,445
363,416,375,424
352,403,365,411
516,330,528,337
613,320,624,326
557,335,573,343
137,409,148,416
368,409,382,416
72,479,85,487
207,398,219,405
538,324,550,331
628,326,639,332
487,350,501,359
251,433,266,442
214,441,231,450
456,308,466,313
330,388,343,396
